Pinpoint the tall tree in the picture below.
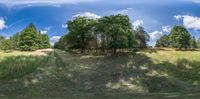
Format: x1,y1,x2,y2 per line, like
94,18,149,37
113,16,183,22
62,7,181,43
135,26,149,48
98,14,133,53
155,34,170,47
19,23,39,51
37,32,51,49
169,26,191,49
190,36,197,49
10,32,20,50
0,36,5,45
67,17,96,53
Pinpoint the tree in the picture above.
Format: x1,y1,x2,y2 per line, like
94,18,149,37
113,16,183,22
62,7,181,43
155,34,170,47
0,39,13,51
0,36,5,45
10,32,20,50
98,14,133,53
169,26,191,49
135,26,149,48
19,23,39,51
190,36,197,49
37,32,51,49
67,17,96,53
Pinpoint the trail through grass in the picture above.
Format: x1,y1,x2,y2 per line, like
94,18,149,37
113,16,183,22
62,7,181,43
1,48,200,98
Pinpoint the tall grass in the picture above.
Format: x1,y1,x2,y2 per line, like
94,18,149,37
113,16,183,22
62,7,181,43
0,55,49,80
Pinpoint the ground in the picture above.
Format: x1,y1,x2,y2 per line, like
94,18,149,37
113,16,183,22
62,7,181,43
1,48,200,99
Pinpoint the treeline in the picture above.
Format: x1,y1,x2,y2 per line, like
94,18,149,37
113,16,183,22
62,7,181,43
155,26,200,50
54,14,150,53
0,23,51,51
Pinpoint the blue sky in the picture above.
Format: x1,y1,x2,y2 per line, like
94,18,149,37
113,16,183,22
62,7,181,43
0,0,200,45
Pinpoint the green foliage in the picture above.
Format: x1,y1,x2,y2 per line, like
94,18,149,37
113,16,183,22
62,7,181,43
10,32,20,50
19,23,40,51
0,23,51,51
197,38,200,48
56,14,144,53
98,14,133,53
67,17,96,52
169,26,191,49
38,33,51,49
0,39,13,51
190,36,197,49
134,26,150,48
155,35,170,47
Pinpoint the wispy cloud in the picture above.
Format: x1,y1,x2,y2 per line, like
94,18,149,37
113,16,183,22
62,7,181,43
0,0,99,7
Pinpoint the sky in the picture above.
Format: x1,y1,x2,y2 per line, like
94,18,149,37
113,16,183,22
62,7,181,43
0,0,200,46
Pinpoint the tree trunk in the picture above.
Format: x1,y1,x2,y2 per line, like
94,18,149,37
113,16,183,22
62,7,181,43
81,48,84,53
113,48,117,54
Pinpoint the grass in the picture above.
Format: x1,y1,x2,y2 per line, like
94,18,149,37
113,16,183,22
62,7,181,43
1,48,200,98
0,56,49,79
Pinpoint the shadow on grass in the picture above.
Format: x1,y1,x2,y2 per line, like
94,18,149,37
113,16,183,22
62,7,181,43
53,50,200,98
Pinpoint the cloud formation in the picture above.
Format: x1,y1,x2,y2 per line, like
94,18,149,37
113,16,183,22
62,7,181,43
50,36,61,45
174,15,200,30
174,15,182,20
182,15,200,30
149,31,163,40
40,26,51,34
0,0,98,7
132,20,143,29
162,25,172,33
0,18,7,30
73,12,101,19
62,24,68,28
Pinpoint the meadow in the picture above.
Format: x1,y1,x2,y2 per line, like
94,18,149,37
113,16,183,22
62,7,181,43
1,48,200,98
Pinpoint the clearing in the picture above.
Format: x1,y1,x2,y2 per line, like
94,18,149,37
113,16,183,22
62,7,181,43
1,48,200,99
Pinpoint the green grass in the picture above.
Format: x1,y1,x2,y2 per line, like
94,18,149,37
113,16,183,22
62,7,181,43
1,48,200,98
0,55,49,80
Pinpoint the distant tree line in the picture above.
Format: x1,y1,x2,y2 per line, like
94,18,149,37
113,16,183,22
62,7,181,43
54,14,150,53
155,26,199,50
0,23,51,51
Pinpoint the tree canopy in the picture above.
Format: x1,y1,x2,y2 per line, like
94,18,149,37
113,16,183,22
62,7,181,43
55,14,149,53
0,23,51,51
155,26,197,50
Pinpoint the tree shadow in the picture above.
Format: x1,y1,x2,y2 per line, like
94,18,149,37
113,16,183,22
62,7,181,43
54,51,200,98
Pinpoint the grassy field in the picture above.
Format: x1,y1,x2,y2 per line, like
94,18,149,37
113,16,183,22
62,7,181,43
1,48,200,99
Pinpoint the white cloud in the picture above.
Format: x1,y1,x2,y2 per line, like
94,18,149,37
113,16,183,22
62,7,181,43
174,15,182,20
50,36,61,45
162,25,172,33
174,15,200,30
0,0,98,7
0,18,7,30
182,15,200,30
149,31,163,40
62,24,68,28
132,20,143,29
40,30,48,34
73,12,101,19
40,26,51,34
